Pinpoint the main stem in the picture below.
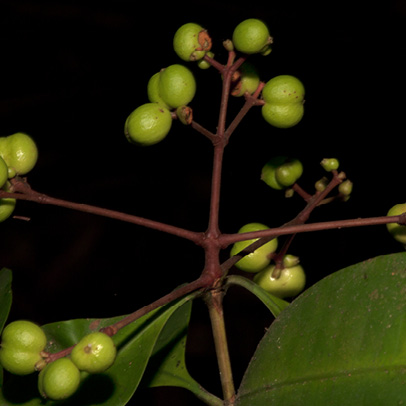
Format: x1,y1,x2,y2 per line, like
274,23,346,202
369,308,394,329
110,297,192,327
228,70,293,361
203,54,244,405
205,290,236,405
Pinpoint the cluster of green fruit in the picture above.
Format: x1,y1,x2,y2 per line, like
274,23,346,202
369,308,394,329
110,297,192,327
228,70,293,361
231,19,305,127
0,320,116,400
124,63,196,146
0,132,38,222
230,223,306,299
124,19,305,148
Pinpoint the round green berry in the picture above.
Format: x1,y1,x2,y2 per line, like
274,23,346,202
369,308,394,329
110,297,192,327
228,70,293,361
261,75,305,128
196,51,214,69
0,133,38,176
230,222,278,273
261,103,304,129
124,103,172,146
232,18,272,54
71,332,116,373
38,357,81,400
0,181,16,223
158,64,196,109
231,61,260,97
253,263,306,299
0,156,8,189
386,203,406,245
0,320,47,375
147,72,170,109
261,156,288,190
275,158,303,187
173,23,211,62
262,75,305,104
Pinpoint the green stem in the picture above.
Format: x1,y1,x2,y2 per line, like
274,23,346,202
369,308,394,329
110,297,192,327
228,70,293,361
204,289,236,405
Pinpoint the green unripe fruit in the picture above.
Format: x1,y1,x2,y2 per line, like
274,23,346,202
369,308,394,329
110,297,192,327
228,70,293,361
71,332,116,373
0,156,7,189
38,357,81,400
230,222,278,273
197,51,214,69
232,19,272,54
124,103,172,146
262,75,305,104
0,133,38,176
158,64,196,109
261,75,305,128
275,158,303,187
231,62,260,97
261,156,302,190
262,103,304,129
0,181,16,223
147,72,171,109
386,203,406,245
173,23,211,62
253,263,306,299
0,320,47,375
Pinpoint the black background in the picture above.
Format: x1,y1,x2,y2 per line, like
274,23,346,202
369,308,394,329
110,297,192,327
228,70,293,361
1,1,406,404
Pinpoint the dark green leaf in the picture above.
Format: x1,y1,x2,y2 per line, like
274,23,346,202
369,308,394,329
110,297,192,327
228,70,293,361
0,268,12,334
235,252,406,405
0,268,12,388
145,296,223,406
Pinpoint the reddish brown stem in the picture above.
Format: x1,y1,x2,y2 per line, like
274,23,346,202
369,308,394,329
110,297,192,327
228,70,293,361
102,276,211,335
1,179,203,245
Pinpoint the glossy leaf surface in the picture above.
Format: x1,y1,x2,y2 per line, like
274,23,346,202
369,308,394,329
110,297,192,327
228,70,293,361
236,252,406,405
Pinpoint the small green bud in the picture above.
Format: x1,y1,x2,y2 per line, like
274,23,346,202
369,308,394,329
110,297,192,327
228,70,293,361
321,158,340,172
338,179,353,196
315,177,329,192
282,254,300,268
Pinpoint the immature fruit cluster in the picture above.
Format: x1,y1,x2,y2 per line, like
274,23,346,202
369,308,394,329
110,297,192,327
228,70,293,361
230,223,278,273
386,203,406,245
261,156,303,190
0,320,47,375
253,255,306,299
39,332,116,400
232,18,272,55
0,320,117,401
261,75,305,128
0,132,38,222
